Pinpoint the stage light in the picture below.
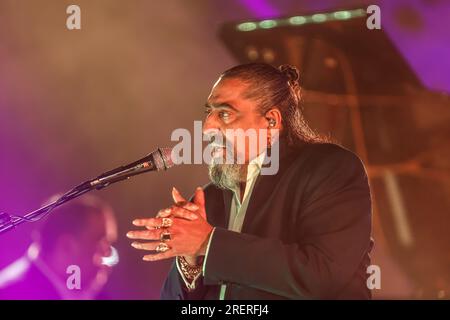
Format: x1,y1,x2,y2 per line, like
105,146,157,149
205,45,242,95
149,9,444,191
261,48,275,62
288,16,307,25
245,46,259,60
333,11,351,20
234,8,368,31
237,22,257,32
350,8,366,17
259,19,277,29
311,13,327,23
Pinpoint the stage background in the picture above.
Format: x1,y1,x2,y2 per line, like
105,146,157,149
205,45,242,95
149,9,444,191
1,0,449,299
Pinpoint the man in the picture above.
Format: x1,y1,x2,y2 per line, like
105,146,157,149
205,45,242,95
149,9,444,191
127,63,373,299
0,194,118,299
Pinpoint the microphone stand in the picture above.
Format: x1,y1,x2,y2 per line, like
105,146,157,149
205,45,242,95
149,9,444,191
0,161,154,235
0,185,92,235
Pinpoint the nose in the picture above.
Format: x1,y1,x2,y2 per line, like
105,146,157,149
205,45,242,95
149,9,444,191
202,113,221,135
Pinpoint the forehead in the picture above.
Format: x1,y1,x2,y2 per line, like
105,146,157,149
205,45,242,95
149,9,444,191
207,77,251,104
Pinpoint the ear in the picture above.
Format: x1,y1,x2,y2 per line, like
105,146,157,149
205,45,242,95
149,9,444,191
264,108,282,130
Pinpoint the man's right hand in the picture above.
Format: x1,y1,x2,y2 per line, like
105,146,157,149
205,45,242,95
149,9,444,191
156,186,208,265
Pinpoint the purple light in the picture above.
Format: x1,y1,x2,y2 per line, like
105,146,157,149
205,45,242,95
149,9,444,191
239,0,280,19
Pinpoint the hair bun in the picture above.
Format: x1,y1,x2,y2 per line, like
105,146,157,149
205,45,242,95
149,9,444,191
278,64,300,84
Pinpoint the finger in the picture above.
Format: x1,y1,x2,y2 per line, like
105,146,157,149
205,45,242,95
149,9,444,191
161,206,198,220
157,209,197,220
172,187,186,203
156,210,170,218
193,187,206,219
132,217,169,228
143,251,175,261
131,241,168,251
156,204,199,219
126,229,161,240
156,207,173,218
176,201,199,211
193,187,205,207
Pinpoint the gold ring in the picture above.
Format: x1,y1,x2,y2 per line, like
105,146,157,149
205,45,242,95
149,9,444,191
155,242,170,253
161,217,173,228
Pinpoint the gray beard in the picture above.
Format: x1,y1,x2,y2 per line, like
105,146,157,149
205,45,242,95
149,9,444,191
208,163,246,191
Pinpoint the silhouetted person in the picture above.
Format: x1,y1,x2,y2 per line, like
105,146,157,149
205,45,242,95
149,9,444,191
0,194,118,299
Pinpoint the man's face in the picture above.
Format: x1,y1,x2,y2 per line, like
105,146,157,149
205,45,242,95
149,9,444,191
203,77,270,189
68,209,118,291
204,77,270,163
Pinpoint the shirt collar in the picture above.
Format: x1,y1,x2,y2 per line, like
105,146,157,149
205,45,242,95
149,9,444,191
230,150,266,198
247,150,266,179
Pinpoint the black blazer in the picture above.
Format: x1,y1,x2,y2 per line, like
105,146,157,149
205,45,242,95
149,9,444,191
161,142,373,300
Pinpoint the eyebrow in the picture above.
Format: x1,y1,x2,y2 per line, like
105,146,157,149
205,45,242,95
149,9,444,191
204,102,239,112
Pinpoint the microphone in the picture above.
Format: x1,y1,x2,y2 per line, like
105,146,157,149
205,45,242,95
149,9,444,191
85,147,174,190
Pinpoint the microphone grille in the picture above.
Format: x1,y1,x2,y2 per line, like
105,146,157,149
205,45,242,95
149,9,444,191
152,147,175,170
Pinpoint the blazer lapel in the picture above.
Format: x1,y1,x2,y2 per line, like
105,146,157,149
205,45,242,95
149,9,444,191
240,141,300,233
216,140,304,233
222,189,233,229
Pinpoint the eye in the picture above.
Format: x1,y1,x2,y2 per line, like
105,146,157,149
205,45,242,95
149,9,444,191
218,111,230,120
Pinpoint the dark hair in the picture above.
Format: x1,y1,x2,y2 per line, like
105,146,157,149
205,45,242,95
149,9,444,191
220,63,328,146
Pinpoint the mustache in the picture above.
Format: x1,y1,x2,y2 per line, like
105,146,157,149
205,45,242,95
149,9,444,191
209,142,226,148
205,133,233,149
